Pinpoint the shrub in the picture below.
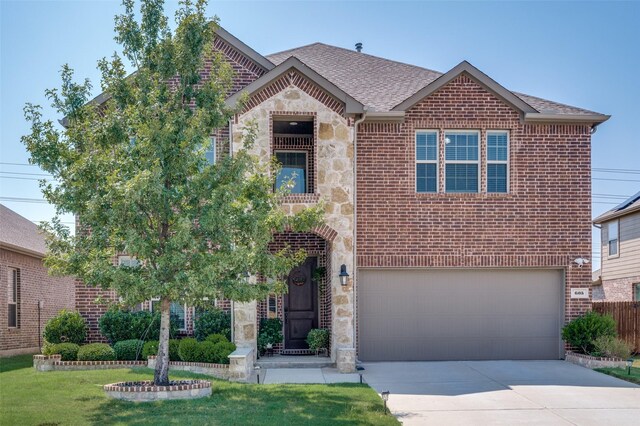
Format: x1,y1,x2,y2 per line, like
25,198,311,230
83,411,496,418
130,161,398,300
194,341,218,363
113,339,145,361
306,329,330,352
99,309,178,344
562,311,617,354
43,343,80,361
142,339,181,361
178,338,199,362
214,341,236,364
43,310,86,345
193,308,231,341
205,334,228,345
258,318,283,354
592,335,632,359
77,343,116,361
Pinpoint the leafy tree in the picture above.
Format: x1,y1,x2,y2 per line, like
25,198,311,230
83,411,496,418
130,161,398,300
22,0,322,385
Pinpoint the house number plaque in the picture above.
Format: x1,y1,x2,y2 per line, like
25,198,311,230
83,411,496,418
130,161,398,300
570,288,589,299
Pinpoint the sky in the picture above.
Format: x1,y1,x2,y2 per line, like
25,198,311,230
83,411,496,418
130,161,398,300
2,0,640,271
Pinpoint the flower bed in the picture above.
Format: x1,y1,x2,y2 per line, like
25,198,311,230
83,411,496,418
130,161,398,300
565,351,628,369
104,380,211,401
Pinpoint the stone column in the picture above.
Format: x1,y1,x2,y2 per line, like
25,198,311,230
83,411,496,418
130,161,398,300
332,249,356,373
233,301,257,362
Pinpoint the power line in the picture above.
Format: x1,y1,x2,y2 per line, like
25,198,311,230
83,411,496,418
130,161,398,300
592,177,640,183
593,168,640,175
0,162,38,167
0,196,49,204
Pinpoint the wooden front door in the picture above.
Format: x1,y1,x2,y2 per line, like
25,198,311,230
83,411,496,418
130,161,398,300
284,257,318,349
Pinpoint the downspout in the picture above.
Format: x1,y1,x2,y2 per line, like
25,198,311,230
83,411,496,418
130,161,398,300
352,108,367,356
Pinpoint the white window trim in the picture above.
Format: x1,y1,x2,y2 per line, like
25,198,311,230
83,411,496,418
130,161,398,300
444,130,481,193
7,268,18,329
274,150,309,194
149,298,188,331
415,129,439,193
486,130,510,193
206,136,217,165
607,220,620,259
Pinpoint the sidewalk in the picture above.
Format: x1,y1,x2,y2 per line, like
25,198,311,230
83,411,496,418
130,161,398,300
256,367,362,384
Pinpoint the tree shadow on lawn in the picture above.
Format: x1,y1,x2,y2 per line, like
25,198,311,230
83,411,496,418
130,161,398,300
0,354,35,373
86,374,395,426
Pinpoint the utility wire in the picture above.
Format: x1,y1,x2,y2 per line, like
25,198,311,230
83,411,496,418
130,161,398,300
0,171,52,177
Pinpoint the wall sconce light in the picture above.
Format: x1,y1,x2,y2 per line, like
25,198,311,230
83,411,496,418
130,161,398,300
339,264,350,286
573,257,590,267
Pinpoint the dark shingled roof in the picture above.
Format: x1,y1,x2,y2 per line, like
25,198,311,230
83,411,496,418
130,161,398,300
0,204,47,257
267,42,603,115
593,190,640,224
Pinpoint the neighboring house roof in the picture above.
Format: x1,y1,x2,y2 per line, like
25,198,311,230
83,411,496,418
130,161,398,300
0,204,48,258
226,56,364,114
266,42,609,123
593,190,640,224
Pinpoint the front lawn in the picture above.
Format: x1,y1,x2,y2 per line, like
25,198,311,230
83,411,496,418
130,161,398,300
595,366,640,385
0,354,398,425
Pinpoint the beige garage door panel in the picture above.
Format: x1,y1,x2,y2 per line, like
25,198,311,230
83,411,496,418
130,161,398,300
357,269,563,361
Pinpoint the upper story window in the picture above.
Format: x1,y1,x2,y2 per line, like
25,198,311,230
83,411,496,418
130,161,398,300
275,151,308,194
445,131,479,193
118,256,139,268
607,220,619,257
416,131,438,193
205,136,216,165
7,268,19,328
487,131,509,193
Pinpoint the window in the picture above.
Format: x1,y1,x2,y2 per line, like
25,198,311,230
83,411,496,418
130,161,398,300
118,256,139,268
445,131,479,193
267,295,277,319
205,136,216,165
7,268,19,328
487,131,509,193
275,151,307,194
634,283,640,302
150,299,187,331
416,131,438,193
607,221,619,257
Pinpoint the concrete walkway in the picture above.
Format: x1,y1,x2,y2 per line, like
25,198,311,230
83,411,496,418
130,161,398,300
361,360,640,426
258,367,361,384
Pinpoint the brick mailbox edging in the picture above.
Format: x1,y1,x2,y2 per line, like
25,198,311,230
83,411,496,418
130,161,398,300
565,351,628,369
104,380,212,401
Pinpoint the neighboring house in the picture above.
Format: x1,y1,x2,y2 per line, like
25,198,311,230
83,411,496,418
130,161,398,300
593,191,640,301
0,205,76,356
75,27,609,369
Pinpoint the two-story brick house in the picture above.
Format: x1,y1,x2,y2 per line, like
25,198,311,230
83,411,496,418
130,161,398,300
76,27,608,371
593,191,640,301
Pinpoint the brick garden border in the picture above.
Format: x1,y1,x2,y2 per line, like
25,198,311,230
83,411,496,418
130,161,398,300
104,380,212,401
565,351,628,369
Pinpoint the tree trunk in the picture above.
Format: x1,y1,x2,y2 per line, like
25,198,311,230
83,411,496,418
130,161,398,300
154,297,171,386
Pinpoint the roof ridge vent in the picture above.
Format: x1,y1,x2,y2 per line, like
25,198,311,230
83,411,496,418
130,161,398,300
355,42,363,53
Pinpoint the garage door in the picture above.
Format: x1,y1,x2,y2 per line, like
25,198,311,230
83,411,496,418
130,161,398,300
357,269,564,361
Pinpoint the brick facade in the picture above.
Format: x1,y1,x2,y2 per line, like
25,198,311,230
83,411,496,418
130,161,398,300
0,249,75,355
356,74,593,322
594,276,640,301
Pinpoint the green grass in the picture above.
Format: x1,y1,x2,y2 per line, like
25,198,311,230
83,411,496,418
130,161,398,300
0,354,398,425
595,366,640,385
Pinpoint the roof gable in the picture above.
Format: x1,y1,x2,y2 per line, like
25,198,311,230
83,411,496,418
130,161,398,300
593,190,640,224
226,56,364,115
0,204,47,257
392,61,537,115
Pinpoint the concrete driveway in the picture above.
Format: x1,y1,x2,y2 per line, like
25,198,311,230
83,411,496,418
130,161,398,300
362,360,640,425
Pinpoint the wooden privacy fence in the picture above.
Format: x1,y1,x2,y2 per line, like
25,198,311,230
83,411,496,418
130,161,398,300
592,302,640,353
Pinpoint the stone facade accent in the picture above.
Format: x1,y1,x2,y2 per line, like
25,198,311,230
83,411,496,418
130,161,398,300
234,74,355,370
593,276,640,301
356,74,593,324
228,347,254,382
0,249,75,355
336,348,356,373
104,380,211,401
565,351,629,369
233,301,257,359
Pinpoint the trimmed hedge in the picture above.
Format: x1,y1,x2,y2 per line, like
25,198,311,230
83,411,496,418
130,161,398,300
178,338,199,362
562,311,617,355
204,334,227,345
99,309,179,344
178,335,235,364
43,310,86,345
77,343,116,361
142,339,181,361
43,343,80,361
113,339,145,361
194,308,231,341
